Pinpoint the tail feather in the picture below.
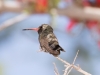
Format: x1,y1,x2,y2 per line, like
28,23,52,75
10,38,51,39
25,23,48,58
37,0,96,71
55,44,65,52
60,46,65,52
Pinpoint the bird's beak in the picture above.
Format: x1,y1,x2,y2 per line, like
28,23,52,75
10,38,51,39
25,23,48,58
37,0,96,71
23,28,39,31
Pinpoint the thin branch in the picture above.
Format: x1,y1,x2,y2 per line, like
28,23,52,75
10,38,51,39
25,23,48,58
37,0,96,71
56,57,70,66
56,57,91,75
0,13,29,31
66,66,73,75
53,63,60,75
66,50,79,75
73,50,79,64
63,65,72,75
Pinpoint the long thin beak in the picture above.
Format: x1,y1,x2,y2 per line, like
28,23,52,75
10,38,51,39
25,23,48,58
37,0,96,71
23,28,39,31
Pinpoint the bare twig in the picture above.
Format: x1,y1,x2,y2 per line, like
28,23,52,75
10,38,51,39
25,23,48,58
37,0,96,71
63,65,72,75
56,56,91,75
73,50,79,64
0,13,29,31
56,57,70,66
66,50,79,75
53,63,60,75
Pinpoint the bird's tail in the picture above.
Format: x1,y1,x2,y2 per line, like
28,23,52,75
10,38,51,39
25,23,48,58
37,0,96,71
60,47,65,52
61,49,65,52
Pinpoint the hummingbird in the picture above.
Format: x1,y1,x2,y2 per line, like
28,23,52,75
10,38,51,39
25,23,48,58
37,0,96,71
23,24,65,56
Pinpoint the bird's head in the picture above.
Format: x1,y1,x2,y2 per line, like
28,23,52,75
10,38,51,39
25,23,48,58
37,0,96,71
23,24,53,34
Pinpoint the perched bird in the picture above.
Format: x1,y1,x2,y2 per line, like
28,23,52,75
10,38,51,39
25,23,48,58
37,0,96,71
23,24,65,56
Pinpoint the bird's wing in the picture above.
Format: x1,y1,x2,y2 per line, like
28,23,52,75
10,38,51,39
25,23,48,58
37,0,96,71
39,33,65,56
46,33,65,52
40,38,60,56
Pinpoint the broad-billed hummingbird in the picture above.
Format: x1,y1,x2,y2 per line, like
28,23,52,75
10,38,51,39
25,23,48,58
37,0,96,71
23,24,65,56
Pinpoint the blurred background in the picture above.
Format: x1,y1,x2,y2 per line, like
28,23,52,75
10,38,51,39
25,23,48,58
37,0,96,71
0,0,100,75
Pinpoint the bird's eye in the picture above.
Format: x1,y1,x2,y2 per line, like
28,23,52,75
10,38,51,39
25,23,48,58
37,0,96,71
39,26,42,29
